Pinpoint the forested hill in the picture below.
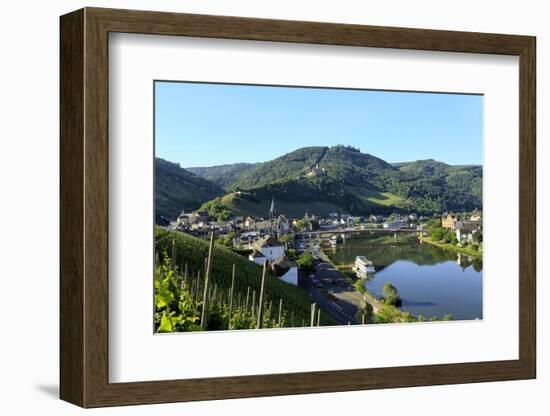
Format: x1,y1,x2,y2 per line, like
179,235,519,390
187,162,258,189
155,158,225,221
393,159,482,212
187,146,395,192
157,145,482,220
192,146,481,217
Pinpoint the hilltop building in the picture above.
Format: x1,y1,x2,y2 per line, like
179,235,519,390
306,163,325,177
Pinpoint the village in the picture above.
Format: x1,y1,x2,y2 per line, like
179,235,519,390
163,197,483,295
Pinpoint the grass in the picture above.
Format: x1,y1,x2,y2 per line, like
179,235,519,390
218,184,411,219
220,192,343,218
419,236,482,258
345,185,411,208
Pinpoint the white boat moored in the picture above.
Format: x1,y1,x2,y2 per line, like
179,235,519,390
352,256,375,277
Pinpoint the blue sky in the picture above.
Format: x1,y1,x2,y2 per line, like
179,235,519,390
155,81,483,167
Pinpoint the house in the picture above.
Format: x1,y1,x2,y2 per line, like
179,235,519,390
248,250,267,265
453,220,466,230
252,220,273,232
176,211,189,224
470,214,482,222
369,214,384,223
278,265,299,286
248,242,286,264
260,245,285,262
275,216,291,235
383,219,407,229
190,222,207,230
240,231,259,243
252,235,272,251
442,213,457,229
320,221,337,230
250,235,286,262
177,211,197,225
271,257,298,286
347,216,361,226
456,226,477,243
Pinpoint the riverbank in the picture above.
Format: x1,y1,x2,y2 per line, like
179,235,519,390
419,236,482,258
319,248,384,316
355,283,384,314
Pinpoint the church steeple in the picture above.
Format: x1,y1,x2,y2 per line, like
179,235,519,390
269,196,276,218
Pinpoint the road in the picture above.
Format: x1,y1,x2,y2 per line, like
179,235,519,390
300,256,362,325
295,227,422,237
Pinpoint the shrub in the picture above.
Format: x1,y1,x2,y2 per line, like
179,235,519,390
296,252,315,273
381,282,402,306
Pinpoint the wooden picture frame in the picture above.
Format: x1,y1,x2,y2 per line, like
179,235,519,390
60,7,536,408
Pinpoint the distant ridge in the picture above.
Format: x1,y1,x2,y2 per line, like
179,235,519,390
157,145,482,220
155,158,225,222
187,162,258,189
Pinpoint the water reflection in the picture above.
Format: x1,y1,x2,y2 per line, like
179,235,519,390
326,233,483,320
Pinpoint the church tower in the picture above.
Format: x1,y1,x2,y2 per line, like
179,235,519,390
269,196,277,219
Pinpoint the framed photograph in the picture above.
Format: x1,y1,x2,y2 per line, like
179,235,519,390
60,7,536,408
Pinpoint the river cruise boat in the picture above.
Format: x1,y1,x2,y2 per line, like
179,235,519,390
352,256,376,278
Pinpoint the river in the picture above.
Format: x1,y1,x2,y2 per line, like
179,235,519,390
324,232,483,320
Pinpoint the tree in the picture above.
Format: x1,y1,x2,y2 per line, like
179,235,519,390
428,221,446,241
441,229,457,244
293,219,309,231
354,279,366,294
296,252,315,273
472,231,483,244
279,234,294,245
361,302,374,323
381,282,401,306
376,304,415,323
285,248,297,261
426,217,442,230
219,231,235,247
201,197,231,221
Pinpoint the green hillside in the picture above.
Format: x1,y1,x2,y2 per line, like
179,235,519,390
344,185,411,209
211,192,345,218
187,162,258,189
163,146,482,219
394,159,482,212
155,227,335,330
225,146,329,191
155,158,225,222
